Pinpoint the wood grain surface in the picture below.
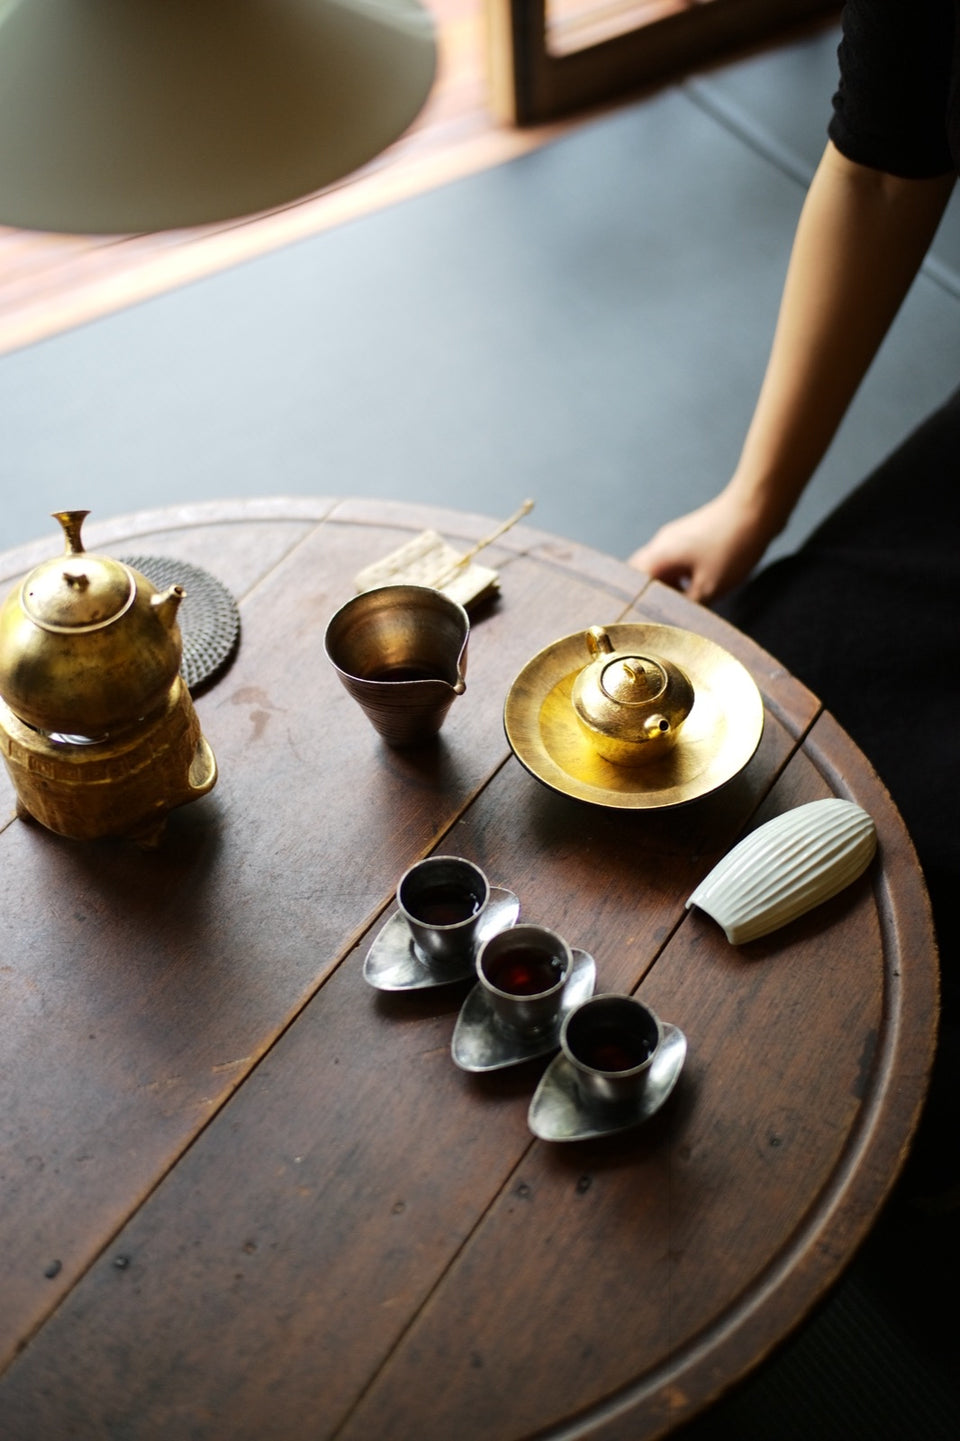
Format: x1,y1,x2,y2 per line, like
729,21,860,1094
0,500,937,1440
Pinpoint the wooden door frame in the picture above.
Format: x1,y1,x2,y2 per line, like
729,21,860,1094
486,0,840,124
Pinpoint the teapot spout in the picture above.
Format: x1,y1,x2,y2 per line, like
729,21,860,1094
151,584,185,631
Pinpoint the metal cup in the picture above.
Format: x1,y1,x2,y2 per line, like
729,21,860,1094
324,584,469,746
476,923,573,1036
561,993,662,1104
397,855,490,969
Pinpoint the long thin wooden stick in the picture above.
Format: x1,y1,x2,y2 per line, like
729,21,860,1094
434,499,535,587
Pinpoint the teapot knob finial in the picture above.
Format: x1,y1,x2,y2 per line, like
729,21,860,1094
52,510,91,556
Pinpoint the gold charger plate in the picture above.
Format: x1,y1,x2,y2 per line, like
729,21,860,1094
503,622,764,810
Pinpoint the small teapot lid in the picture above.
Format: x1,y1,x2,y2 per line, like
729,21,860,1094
20,511,134,633
595,655,669,707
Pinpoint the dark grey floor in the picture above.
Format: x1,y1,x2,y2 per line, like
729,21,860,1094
4,20,960,561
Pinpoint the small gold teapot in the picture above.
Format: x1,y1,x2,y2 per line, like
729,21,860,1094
0,511,217,844
571,625,695,766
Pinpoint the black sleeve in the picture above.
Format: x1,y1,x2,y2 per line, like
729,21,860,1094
828,0,956,177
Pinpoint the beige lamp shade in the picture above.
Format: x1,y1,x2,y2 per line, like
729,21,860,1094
0,0,437,233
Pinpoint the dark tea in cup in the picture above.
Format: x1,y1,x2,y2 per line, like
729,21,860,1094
407,880,483,928
561,994,662,1104
572,1026,655,1073
397,856,490,967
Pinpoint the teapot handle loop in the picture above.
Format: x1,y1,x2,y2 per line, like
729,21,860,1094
585,626,614,661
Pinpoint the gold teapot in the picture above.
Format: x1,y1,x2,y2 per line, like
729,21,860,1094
571,625,695,766
0,511,217,844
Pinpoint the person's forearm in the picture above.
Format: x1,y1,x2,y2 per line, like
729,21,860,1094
728,141,955,533
629,142,956,600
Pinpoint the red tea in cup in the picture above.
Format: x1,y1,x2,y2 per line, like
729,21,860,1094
477,924,573,1034
483,945,566,997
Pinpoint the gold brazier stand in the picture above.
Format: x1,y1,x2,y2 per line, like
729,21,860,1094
0,511,217,845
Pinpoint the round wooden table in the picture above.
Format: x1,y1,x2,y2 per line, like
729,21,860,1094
0,499,938,1440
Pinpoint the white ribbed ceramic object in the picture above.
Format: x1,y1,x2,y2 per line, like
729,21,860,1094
687,798,877,945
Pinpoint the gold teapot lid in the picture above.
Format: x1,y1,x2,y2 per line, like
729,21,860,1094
22,512,134,633
594,654,670,707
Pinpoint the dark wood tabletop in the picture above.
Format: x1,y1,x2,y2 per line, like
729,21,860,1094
0,498,938,1440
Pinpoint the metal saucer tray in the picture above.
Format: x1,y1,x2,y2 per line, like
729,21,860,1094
503,621,764,810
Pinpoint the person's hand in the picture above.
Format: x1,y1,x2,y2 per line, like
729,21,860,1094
628,490,776,604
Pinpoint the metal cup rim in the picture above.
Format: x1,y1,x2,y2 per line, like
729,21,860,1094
560,992,662,1078
396,855,490,932
323,584,470,684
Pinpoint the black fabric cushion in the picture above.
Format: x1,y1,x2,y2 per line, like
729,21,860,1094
717,386,960,1190
687,389,960,1441
718,383,960,883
